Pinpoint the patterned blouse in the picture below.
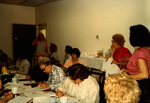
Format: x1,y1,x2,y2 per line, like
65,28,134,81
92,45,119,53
46,65,66,90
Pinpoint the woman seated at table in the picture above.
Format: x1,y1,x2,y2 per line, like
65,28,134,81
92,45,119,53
56,64,100,103
110,34,132,70
104,74,141,103
29,52,49,82
38,57,66,90
63,45,72,65
0,80,14,103
15,55,30,75
64,48,84,70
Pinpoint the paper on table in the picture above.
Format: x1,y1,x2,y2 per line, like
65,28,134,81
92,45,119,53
24,91,56,98
8,96,33,103
102,58,122,78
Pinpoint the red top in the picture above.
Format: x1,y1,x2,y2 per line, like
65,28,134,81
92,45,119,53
127,47,150,77
113,46,132,69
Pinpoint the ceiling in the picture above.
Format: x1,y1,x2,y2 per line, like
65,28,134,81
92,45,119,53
0,0,57,7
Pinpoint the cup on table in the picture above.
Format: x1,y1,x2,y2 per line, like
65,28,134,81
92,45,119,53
97,50,103,57
12,77,17,83
60,96,68,103
49,96,57,103
11,87,18,94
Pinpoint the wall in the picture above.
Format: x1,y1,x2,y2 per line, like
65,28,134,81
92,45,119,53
35,0,150,64
0,3,35,59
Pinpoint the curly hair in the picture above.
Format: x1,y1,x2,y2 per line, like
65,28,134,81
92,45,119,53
130,24,150,47
37,52,49,58
38,57,51,66
66,63,89,81
112,34,125,46
104,74,141,103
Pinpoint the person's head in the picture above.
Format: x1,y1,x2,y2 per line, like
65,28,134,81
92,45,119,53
104,74,141,103
37,52,49,62
71,48,80,59
49,43,57,53
65,45,72,54
112,34,125,49
66,63,89,84
38,33,45,40
129,24,150,47
38,57,52,74
17,53,26,62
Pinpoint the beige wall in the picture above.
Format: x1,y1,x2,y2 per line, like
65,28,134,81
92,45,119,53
1,0,150,64
0,3,35,59
35,0,150,64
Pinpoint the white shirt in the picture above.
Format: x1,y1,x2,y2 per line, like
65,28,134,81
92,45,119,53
16,59,30,75
58,76,100,103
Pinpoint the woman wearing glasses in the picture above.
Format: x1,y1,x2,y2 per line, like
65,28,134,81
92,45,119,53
38,57,66,91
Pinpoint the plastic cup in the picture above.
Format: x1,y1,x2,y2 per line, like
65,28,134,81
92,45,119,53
11,87,18,94
60,96,68,103
49,96,56,103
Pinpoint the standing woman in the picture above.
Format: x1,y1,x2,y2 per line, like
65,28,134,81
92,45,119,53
32,33,48,69
110,34,132,70
126,24,150,103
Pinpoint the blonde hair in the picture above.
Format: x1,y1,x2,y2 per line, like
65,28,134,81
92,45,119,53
37,52,49,58
104,74,141,103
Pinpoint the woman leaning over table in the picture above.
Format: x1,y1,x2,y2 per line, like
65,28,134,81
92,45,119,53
125,24,150,103
57,64,100,103
110,34,132,70
38,57,66,91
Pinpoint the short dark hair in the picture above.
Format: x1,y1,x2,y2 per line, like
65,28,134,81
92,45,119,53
50,43,57,52
130,24,150,47
112,34,125,46
71,48,80,58
66,63,89,81
65,45,72,54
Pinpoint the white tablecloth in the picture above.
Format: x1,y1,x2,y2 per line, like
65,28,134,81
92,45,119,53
79,56,106,70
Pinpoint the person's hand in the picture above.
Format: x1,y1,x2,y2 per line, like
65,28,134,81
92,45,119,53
39,84,50,89
111,60,118,65
110,45,116,54
122,69,128,74
5,93,14,100
56,89,63,98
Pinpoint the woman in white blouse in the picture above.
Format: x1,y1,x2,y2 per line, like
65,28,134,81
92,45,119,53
57,64,100,103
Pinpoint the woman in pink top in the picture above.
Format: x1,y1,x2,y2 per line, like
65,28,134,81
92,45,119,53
64,48,84,70
126,24,150,103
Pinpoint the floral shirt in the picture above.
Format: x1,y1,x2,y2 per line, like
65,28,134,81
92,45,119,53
46,65,66,90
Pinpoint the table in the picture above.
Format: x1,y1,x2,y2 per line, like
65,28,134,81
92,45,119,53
79,56,106,70
5,74,79,103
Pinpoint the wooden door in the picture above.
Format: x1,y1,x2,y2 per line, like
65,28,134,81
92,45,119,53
13,24,36,64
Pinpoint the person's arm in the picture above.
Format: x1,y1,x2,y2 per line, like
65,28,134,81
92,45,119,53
0,93,14,103
45,41,48,53
130,59,149,80
21,64,30,75
50,69,66,90
32,37,39,46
